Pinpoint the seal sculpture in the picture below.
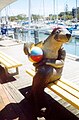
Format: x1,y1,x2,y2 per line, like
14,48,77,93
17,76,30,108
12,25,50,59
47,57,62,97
24,27,71,117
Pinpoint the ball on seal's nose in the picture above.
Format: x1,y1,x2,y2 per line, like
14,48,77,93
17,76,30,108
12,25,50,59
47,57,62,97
29,46,43,63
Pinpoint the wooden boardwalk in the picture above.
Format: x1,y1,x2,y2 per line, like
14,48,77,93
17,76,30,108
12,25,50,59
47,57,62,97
0,39,79,120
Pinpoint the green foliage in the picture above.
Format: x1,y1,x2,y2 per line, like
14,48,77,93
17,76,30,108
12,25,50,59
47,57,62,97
32,14,43,21
8,8,79,21
9,14,27,21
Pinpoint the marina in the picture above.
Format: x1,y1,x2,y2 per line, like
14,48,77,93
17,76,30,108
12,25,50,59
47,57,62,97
0,0,79,119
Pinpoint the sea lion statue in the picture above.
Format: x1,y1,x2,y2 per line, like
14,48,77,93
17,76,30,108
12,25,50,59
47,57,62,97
23,27,71,118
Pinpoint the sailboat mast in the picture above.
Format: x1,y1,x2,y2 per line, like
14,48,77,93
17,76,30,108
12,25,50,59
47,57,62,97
56,0,58,24
76,0,77,23
28,0,31,30
43,0,45,22
28,0,31,42
53,0,55,21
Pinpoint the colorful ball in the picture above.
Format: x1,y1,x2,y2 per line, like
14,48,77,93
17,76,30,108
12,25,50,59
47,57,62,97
29,46,43,63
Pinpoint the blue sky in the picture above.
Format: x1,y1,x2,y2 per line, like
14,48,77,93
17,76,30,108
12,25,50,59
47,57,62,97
1,0,79,16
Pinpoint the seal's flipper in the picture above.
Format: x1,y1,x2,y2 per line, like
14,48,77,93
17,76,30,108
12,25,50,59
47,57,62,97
35,41,43,48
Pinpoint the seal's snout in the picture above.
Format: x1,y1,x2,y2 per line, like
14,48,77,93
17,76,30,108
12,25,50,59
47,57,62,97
66,34,71,40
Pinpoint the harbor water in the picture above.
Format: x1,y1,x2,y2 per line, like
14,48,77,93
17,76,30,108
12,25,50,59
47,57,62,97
15,30,79,56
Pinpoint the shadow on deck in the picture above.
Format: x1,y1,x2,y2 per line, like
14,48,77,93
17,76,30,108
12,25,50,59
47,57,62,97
0,83,79,120
0,63,79,120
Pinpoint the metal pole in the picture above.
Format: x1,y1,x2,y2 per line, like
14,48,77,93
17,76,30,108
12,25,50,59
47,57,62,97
76,0,77,23
56,0,58,25
74,0,77,55
53,0,55,21
75,38,76,55
28,0,31,42
28,0,31,30
43,0,45,22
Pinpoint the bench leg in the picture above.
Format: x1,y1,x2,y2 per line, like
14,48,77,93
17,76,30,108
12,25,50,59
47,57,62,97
5,67,19,77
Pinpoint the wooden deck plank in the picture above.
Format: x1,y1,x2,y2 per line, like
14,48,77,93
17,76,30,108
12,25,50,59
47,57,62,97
2,85,28,120
3,82,24,103
0,83,29,120
0,84,19,120
0,84,10,110
2,82,39,120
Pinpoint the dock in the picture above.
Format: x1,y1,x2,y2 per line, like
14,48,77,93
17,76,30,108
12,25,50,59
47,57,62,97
0,37,79,120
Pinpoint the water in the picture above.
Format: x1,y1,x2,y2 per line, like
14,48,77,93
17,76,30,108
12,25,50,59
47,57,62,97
64,38,79,56
16,31,79,56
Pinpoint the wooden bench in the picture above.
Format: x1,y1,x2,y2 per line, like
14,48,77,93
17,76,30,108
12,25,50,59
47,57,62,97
0,51,22,76
26,68,79,110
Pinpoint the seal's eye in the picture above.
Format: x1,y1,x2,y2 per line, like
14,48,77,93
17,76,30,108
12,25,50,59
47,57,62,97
55,29,61,34
54,29,61,41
